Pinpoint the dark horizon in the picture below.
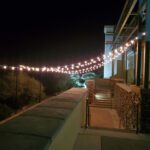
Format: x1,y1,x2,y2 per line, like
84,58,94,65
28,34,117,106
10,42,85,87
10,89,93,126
0,0,125,67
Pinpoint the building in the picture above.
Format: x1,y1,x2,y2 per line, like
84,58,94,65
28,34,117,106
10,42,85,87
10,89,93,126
104,0,150,88
104,25,114,78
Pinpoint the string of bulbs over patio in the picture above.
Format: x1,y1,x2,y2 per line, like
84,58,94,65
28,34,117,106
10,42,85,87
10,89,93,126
0,32,146,74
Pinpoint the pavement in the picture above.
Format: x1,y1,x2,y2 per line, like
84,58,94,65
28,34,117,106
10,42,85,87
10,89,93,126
73,128,150,150
89,107,122,129
74,84,150,150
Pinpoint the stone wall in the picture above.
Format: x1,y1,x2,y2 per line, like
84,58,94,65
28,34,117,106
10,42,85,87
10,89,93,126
0,88,87,150
114,83,140,131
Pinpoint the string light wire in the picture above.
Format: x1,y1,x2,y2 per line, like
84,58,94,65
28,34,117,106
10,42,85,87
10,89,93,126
0,32,146,74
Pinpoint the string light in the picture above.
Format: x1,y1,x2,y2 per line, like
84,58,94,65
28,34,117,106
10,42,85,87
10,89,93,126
19,67,23,71
11,67,15,70
42,67,46,72
3,66,7,69
142,32,146,36
0,32,146,74
35,68,40,72
27,67,31,71
130,40,135,44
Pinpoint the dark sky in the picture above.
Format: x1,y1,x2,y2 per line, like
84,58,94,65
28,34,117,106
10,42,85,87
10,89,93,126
0,0,125,67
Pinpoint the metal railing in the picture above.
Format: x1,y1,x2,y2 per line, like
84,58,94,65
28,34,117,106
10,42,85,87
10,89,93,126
114,83,140,132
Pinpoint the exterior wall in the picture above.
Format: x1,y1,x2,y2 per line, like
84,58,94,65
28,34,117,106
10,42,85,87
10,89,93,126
126,49,135,84
113,55,122,77
104,44,113,78
104,26,114,78
114,59,117,75
117,60,122,77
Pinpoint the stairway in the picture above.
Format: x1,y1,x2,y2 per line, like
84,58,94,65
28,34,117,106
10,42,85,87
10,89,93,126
89,91,115,108
90,99,112,108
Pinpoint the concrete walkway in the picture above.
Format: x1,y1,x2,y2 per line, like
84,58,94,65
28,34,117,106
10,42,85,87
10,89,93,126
89,83,123,129
89,107,122,129
73,128,150,150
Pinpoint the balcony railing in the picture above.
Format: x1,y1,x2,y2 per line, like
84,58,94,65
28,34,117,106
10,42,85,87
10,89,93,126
87,78,141,132
114,83,140,132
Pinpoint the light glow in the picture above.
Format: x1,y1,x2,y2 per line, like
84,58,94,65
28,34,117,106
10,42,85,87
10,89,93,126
0,32,146,74
3,66,7,69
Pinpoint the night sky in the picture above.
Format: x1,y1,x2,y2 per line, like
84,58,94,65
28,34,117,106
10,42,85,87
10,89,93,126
0,0,125,67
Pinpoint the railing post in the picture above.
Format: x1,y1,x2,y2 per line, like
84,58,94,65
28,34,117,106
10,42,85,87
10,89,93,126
85,97,89,128
136,102,139,134
39,71,42,102
86,80,95,104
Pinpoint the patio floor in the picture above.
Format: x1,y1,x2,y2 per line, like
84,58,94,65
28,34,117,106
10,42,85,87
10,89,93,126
89,107,122,129
73,128,150,150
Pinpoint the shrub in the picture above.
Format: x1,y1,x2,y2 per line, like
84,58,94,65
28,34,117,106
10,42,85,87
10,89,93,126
0,104,13,121
0,72,45,109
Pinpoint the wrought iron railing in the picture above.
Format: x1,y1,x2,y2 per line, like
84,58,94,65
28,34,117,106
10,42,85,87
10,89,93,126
114,83,140,132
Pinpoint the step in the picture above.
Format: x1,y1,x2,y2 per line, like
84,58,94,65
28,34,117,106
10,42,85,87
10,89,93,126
90,104,112,108
94,101,112,104
90,102,116,108
92,103,112,106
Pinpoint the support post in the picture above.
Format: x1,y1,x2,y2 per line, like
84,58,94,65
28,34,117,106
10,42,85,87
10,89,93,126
39,71,42,102
125,50,128,83
112,59,114,77
122,52,125,80
136,15,142,86
136,35,142,86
